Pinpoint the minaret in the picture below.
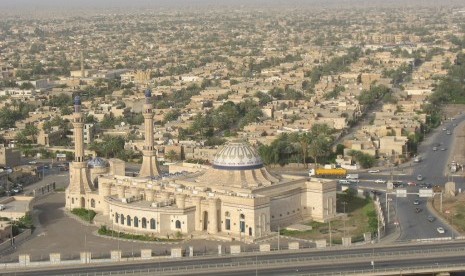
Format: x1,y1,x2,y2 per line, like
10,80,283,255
139,89,161,177
66,96,94,209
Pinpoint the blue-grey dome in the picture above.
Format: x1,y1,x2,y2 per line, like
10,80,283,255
74,96,81,106
212,141,263,171
87,157,109,168
145,89,152,98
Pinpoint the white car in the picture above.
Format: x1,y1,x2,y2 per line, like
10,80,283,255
437,227,445,234
374,179,386,184
368,169,380,173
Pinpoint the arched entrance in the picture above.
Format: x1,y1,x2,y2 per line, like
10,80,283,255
203,211,208,231
80,197,85,208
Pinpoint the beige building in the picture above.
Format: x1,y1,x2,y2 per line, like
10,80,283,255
0,146,21,168
65,91,337,242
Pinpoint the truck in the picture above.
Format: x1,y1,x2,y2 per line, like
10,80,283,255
309,168,347,178
346,174,359,180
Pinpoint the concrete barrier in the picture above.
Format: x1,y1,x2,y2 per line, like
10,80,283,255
230,245,241,255
49,253,61,264
218,245,222,255
18,254,30,266
342,237,352,247
259,244,270,252
80,252,91,263
288,242,299,250
171,248,183,258
111,250,121,261
315,239,327,248
141,249,152,259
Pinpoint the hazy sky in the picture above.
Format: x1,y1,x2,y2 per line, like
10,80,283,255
1,0,464,9
0,0,463,16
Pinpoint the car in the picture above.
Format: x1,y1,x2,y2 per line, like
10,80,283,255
348,179,360,184
437,227,445,234
446,131,451,135
338,180,351,185
416,174,424,181
368,169,380,173
415,207,422,213
413,199,420,205
0,204,5,211
407,181,416,186
374,179,386,184
432,147,438,151
441,147,447,151
28,160,37,164
427,215,435,222
442,127,447,131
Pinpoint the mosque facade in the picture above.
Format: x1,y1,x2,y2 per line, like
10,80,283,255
65,91,337,242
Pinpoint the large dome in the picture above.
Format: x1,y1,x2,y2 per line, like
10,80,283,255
212,141,264,170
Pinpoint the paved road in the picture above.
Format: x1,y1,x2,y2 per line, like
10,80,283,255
5,240,465,275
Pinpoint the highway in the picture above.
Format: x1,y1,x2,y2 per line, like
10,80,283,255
5,240,465,275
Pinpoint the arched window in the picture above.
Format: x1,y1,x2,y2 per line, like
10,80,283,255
115,212,119,223
240,214,245,233
142,218,147,228
134,216,139,228
127,215,131,226
150,219,156,229
90,199,95,208
121,214,125,225
225,211,231,230
175,220,181,229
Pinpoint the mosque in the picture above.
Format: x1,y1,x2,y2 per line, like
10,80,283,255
65,90,337,242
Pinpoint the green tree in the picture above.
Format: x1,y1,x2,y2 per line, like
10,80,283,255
164,150,179,162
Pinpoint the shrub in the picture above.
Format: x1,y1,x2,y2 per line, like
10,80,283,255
71,208,96,222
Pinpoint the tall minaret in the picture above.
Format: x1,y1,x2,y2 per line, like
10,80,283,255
139,89,161,177
66,96,94,209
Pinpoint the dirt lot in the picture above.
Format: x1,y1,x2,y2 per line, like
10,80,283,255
433,192,465,233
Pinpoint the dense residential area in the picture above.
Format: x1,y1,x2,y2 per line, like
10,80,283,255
0,6,464,172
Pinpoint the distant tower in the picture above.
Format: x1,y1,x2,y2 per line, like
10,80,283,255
80,51,85,78
139,89,161,177
66,96,94,209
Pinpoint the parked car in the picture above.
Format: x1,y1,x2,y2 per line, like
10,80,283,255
415,207,422,213
368,169,380,173
437,227,445,234
374,179,386,184
427,216,435,222
413,199,420,205
338,180,351,185
416,174,424,181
